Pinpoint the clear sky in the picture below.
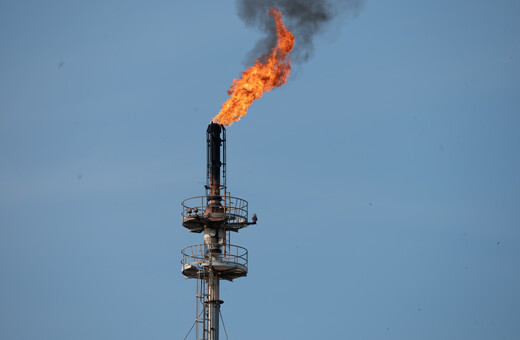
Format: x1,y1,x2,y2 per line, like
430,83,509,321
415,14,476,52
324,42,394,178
1,1,519,339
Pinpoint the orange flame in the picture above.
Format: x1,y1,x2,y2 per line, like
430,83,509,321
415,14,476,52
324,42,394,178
212,8,294,126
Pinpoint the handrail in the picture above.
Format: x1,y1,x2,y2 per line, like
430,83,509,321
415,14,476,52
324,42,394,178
181,194,249,223
181,244,248,269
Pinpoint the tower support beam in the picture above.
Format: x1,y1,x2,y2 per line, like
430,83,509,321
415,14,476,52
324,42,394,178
207,270,221,340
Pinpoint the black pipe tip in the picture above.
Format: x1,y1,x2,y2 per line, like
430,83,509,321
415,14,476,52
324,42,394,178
207,122,222,133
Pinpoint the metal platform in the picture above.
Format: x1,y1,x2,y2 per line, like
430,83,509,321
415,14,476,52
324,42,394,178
181,194,250,233
181,244,248,281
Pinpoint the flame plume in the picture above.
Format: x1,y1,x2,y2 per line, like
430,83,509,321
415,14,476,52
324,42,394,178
212,8,294,126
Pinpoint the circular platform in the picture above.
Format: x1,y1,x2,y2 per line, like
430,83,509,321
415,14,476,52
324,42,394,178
181,195,250,232
181,244,248,281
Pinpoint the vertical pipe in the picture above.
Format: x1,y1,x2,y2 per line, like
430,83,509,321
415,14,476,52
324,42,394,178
207,123,222,201
207,269,220,340
205,123,225,340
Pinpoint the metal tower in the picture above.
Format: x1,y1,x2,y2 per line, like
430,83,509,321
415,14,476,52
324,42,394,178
181,123,256,340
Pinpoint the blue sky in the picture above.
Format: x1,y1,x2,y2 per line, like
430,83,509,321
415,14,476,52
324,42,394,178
1,0,519,339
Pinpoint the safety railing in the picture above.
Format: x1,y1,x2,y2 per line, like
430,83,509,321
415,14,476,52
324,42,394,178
181,194,248,223
181,244,248,270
